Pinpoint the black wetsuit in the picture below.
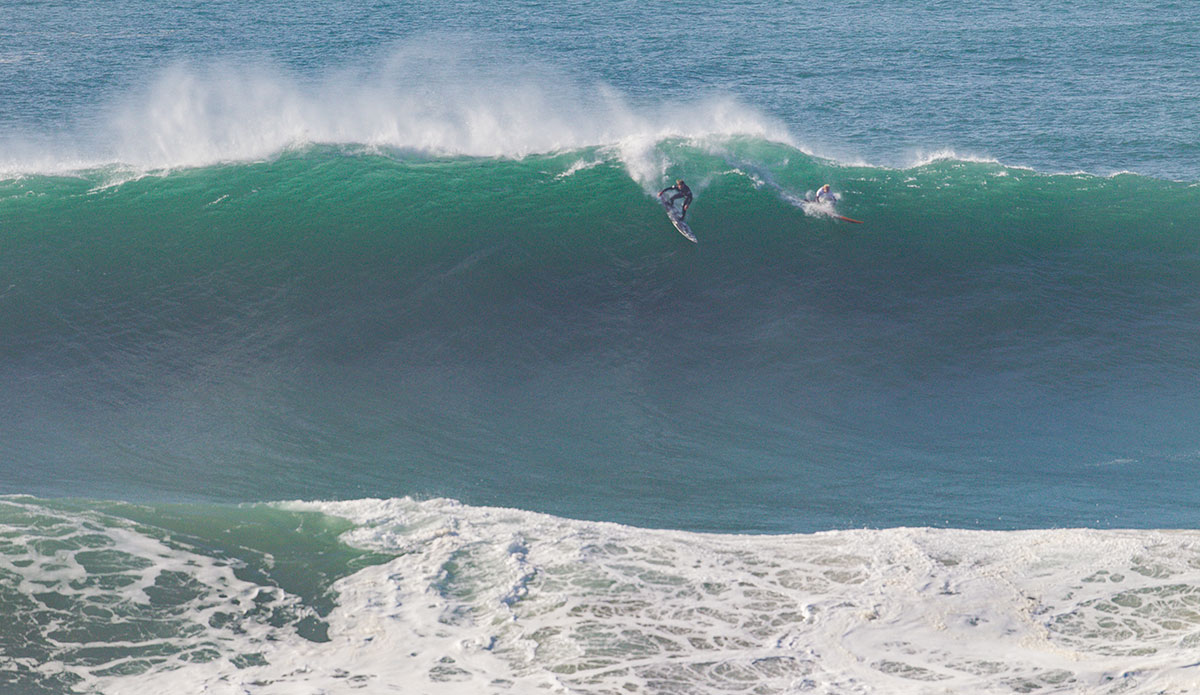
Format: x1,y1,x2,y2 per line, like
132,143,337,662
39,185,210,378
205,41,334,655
659,182,693,218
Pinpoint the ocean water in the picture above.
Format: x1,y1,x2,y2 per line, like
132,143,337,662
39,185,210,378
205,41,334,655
3,1,1200,693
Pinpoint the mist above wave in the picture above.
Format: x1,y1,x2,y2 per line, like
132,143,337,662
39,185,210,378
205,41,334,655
1,38,791,181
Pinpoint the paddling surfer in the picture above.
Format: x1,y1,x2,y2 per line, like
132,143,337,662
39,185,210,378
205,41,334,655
814,184,837,204
658,179,693,219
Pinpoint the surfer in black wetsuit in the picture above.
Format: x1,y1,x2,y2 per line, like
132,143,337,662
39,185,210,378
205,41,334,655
658,179,693,219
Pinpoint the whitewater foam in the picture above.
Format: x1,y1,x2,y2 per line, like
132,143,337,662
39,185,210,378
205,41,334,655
5,496,1200,694
0,498,315,693
301,500,1200,694
93,498,1200,694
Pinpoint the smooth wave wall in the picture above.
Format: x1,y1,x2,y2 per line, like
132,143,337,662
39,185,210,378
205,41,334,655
4,144,1200,531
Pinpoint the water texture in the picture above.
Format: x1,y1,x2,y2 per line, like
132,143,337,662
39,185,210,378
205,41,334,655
3,1,1200,692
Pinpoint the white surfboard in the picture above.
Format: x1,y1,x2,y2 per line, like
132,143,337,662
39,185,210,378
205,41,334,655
658,194,697,242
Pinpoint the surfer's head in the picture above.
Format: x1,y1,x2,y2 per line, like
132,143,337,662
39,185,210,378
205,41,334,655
676,179,685,186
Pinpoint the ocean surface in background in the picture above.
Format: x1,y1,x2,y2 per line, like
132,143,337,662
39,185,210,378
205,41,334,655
3,1,1200,692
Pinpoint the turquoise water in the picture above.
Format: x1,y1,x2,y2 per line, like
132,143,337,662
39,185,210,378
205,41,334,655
4,1,1200,692
4,149,1200,533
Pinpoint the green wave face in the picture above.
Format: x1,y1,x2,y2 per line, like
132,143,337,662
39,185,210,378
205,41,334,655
3,142,1200,531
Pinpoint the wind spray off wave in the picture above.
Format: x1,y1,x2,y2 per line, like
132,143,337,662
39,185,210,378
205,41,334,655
0,42,793,181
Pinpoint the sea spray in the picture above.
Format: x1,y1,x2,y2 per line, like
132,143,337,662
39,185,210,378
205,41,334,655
2,44,791,179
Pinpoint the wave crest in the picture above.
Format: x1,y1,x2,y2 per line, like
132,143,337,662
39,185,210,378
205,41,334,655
2,39,793,177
